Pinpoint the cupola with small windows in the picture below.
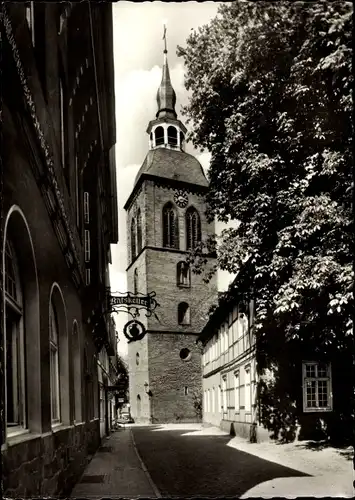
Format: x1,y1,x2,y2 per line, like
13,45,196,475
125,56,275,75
146,29,187,152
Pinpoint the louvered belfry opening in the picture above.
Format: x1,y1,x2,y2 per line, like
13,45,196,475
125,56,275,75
163,202,179,249
186,207,201,250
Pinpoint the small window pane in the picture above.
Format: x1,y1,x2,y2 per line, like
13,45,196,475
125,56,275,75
317,364,327,378
306,380,317,407
318,380,328,407
306,364,316,378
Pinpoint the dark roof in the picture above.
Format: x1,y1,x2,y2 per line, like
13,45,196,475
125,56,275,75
134,148,208,188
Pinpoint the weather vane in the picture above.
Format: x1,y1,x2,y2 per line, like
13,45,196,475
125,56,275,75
163,21,167,53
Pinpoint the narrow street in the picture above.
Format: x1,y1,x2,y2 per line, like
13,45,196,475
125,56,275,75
69,423,348,499
131,425,308,498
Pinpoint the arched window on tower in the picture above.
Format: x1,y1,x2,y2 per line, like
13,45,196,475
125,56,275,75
186,207,201,250
131,217,136,260
177,261,190,287
162,202,179,249
155,126,164,146
168,126,177,147
137,209,142,253
178,302,191,325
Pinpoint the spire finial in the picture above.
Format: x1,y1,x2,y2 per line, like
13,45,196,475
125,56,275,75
162,21,167,53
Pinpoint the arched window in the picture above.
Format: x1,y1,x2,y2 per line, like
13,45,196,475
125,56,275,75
136,352,140,366
50,300,61,423
186,207,201,250
137,209,142,253
131,217,136,260
178,302,190,325
155,126,164,146
134,268,138,294
5,240,26,429
168,126,177,146
177,261,190,287
162,202,179,249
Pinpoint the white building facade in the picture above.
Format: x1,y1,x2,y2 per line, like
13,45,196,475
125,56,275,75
200,295,269,441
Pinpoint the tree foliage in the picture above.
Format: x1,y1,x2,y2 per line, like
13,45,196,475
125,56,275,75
179,1,353,357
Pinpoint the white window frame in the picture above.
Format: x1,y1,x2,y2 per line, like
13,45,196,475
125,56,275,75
234,371,240,413
84,192,90,224
244,364,251,412
85,268,91,286
50,302,61,424
84,230,90,262
222,376,227,413
302,362,333,412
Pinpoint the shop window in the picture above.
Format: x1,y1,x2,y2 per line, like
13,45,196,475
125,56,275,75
302,362,332,412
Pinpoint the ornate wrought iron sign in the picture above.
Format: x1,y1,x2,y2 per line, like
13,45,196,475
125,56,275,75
107,290,160,320
123,320,146,343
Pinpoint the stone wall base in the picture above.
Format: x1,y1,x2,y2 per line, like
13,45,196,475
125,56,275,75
220,419,272,443
2,420,100,498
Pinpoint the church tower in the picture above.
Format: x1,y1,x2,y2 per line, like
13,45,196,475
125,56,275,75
124,31,217,423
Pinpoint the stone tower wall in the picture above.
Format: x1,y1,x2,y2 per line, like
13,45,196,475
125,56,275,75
126,179,217,423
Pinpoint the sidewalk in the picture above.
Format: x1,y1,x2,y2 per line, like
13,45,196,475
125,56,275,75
227,435,354,498
70,426,159,499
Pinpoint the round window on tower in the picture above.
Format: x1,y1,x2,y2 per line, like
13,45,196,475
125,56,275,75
179,348,191,362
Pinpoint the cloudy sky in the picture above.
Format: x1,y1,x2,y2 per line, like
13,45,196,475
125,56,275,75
109,2,227,355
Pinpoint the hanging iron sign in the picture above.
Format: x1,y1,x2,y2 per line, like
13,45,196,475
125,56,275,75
107,289,160,320
123,320,146,343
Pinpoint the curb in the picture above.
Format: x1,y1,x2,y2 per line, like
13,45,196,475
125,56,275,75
130,428,162,498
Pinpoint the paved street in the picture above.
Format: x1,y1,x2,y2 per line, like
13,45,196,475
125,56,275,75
131,424,308,498
70,424,354,499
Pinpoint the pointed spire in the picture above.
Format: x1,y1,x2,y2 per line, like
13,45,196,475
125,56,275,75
156,24,177,119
